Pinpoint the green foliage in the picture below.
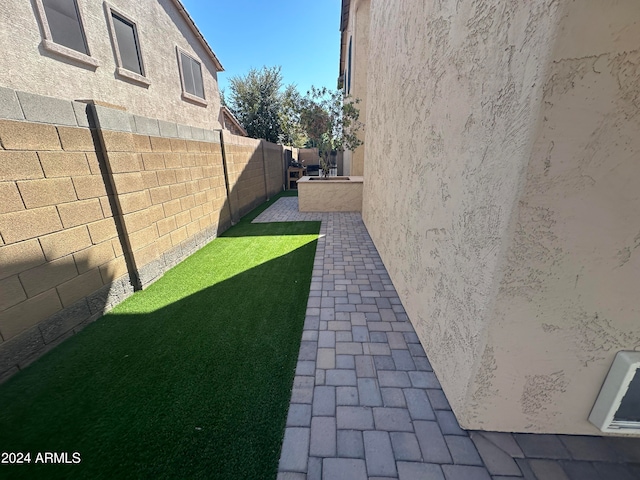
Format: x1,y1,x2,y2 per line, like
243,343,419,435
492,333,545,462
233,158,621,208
299,87,364,177
226,66,284,143
278,85,308,148
225,67,363,158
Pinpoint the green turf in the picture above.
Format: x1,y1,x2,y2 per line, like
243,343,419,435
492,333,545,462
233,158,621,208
0,192,319,480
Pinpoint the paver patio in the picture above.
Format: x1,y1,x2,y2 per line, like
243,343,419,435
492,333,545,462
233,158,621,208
254,197,640,480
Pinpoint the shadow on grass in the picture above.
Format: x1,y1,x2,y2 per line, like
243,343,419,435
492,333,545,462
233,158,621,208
0,216,320,480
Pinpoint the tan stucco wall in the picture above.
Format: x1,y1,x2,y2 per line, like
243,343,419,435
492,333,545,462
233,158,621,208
0,0,221,129
362,0,640,435
348,0,369,177
467,0,640,434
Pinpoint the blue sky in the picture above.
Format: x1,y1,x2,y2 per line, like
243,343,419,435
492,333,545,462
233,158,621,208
180,0,342,96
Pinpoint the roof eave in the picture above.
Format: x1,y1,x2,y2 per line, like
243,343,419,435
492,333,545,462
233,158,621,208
340,0,351,32
171,0,224,72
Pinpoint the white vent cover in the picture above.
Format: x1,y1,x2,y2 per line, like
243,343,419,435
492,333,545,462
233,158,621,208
589,351,640,434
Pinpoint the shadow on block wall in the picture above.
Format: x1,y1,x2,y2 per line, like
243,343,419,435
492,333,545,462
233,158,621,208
220,132,286,225
0,255,130,384
0,101,287,383
88,101,286,292
0,112,135,382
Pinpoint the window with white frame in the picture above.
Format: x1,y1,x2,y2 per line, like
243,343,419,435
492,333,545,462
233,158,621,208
177,47,206,106
33,0,98,67
104,3,149,85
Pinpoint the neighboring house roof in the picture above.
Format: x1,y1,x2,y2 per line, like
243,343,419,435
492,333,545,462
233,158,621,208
220,106,248,136
172,0,224,71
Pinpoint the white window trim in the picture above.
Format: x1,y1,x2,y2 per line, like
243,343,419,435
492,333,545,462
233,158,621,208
33,0,99,68
176,46,208,107
104,2,150,87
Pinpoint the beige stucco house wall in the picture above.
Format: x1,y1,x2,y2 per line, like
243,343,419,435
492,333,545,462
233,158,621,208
0,0,222,129
362,0,640,435
339,0,368,176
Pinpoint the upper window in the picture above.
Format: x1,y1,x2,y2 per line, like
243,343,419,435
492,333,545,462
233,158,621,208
347,37,353,94
177,47,207,106
105,3,149,86
34,0,98,67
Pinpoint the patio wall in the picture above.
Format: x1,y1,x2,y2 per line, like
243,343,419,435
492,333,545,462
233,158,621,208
0,113,132,381
94,106,229,290
263,141,287,197
298,148,320,168
223,133,284,222
362,0,640,435
0,89,285,382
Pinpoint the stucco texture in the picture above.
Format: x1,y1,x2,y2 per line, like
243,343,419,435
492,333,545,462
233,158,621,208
347,0,369,177
363,0,640,435
0,0,221,129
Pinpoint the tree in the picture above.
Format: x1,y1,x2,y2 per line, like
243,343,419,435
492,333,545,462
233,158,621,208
224,68,363,159
278,85,307,148
226,66,283,143
300,87,364,177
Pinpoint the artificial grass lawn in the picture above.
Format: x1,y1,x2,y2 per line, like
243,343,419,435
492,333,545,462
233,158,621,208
0,192,319,480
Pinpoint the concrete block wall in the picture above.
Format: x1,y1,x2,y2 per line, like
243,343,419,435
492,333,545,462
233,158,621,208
0,88,286,381
299,148,320,166
0,103,131,381
223,133,269,220
93,114,230,288
263,140,287,197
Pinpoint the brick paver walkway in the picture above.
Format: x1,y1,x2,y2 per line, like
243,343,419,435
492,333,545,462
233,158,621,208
254,197,640,480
